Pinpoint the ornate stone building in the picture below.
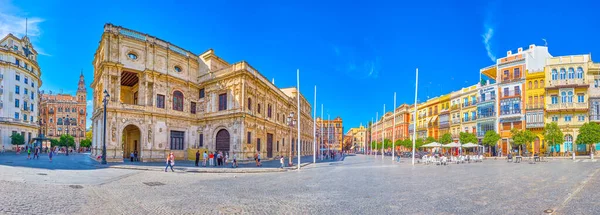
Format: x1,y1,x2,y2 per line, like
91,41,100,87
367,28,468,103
0,34,42,150
90,24,314,162
316,117,343,152
39,72,87,147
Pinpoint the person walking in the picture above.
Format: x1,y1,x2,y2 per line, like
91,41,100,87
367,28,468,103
224,152,229,166
130,152,134,162
209,152,214,166
217,151,222,166
1,145,5,154
280,156,284,169
34,147,39,159
203,151,208,167
254,152,259,166
165,152,175,172
232,152,238,168
27,146,31,160
257,153,262,167
48,149,53,162
195,150,200,167
134,150,138,162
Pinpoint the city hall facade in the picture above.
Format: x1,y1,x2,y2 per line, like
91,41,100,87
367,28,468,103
90,24,314,162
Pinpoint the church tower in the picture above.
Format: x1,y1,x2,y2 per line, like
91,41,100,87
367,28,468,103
77,71,86,103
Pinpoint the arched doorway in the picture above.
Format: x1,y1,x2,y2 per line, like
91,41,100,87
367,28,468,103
122,125,141,161
215,129,230,154
564,134,573,153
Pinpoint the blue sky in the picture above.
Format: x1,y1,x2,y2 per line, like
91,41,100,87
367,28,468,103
1,0,599,133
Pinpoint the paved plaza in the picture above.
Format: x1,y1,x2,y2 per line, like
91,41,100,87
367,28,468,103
0,153,599,215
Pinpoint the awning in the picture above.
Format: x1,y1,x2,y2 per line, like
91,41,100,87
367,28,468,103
442,142,461,148
430,115,438,124
462,143,480,148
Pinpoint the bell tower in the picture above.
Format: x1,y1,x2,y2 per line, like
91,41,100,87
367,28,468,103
77,70,86,103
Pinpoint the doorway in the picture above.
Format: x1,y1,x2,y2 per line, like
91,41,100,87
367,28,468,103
267,133,273,158
216,129,230,154
122,124,141,159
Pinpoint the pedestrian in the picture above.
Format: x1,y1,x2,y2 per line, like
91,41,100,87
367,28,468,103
130,151,134,162
195,150,200,167
1,145,4,154
48,149,53,162
27,146,31,160
34,147,39,159
224,152,229,166
165,152,175,172
134,150,138,162
280,156,284,169
216,151,222,166
257,153,262,167
232,152,238,168
209,152,214,166
203,151,208,167
254,152,259,166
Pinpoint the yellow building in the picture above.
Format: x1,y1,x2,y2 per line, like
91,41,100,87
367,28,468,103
416,103,428,139
449,91,462,140
438,94,451,137
525,69,546,153
346,125,366,152
544,54,591,155
460,85,479,135
425,97,440,139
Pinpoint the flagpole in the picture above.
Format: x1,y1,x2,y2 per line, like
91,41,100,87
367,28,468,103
297,69,301,170
321,104,324,160
375,112,378,158
392,92,396,162
371,117,374,157
313,85,316,163
412,68,419,166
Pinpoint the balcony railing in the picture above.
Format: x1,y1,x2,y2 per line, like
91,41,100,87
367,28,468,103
525,103,544,110
500,90,521,98
451,105,460,110
526,122,545,128
462,103,470,108
590,115,600,121
547,103,588,111
452,119,461,124
477,111,496,119
501,76,522,84
547,79,588,88
471,116,477,121
500,109,521,115
478,95,496,104
462,118,470,123
439,122,450,128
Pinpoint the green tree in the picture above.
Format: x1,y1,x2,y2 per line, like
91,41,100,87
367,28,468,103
415,138,425,149
482,130,501,155
439,133,452,144
85,130,92,140
425,136,437,144
59,134,75,148
383,139,393,149
394,139,403,149
10,133,24,147
511,129,535,156
576,122,600,159
544,122,564,154
80,139,92,148
459,132,477,144
50,139,60,147
370,141,377,150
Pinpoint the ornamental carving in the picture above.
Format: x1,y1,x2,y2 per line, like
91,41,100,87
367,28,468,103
148,129,153,142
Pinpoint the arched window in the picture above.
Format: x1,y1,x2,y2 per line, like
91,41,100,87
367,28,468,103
534,81,538,89
561,92,567,103
565,134,573,142
552,69,558,80
528,81,532,89
247,98,252,110
540,79,545,88
57,118,63,125
172,91,183,111
560,68,566,79
568,68,575,79
577,67,584,79
568,91,573,103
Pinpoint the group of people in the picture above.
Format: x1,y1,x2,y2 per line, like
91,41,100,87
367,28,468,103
129,150,139,162
193,150,238,168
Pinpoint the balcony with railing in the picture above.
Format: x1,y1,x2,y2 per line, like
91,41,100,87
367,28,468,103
525,103,544,110
452,119,461,124
439,121,450,128
547,78,589,89
462,118,470,123
477,111,496,120
477,95,496,104
547,102,588,112
450,104,460,111
526,121,545,128
477,129,495,138
499,108,522,116
500,75,523,84
499,90,521,99
417,124,428,131
590,115,600,122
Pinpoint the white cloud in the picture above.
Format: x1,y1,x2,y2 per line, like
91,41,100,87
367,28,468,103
481,25,496,62
0,0,47,55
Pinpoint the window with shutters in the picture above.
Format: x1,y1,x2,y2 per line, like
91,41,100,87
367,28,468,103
157,94,165,108
191,102,196,114
218,93,227,111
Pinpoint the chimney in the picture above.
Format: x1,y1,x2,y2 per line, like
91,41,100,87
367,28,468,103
507,50,512,56
518,47,523,53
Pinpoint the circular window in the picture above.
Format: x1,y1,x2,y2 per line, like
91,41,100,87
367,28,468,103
127,53,138,60
174,66,182,72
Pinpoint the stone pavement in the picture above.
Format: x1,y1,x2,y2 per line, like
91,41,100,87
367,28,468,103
1,153,600,214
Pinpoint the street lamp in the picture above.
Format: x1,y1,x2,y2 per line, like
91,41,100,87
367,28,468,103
102,90,110,165
286,112,296,166
63,114,70,156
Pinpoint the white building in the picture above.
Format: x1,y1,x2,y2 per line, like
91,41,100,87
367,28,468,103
0,34,42,150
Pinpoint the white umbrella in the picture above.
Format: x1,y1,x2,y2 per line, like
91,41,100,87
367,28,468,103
420,142,442,148
462,143,479,148
442,142,461,148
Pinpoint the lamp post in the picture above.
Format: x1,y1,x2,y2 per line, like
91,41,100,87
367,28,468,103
287,112,296,166
102,90,110,165
63,114,70,156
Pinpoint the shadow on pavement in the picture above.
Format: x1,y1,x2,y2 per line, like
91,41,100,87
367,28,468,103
0,152,106,170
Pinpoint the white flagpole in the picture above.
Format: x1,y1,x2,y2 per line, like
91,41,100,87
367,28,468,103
392,92,396,162
313,85,316,163
297,69,301,170
382,104,385,160
371,117,374,157
412,68,419,166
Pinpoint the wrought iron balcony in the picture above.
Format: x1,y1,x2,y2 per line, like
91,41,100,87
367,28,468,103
547,102,588,112
526,122,545,128
451,104,460,111
499,90,521,99
500,109,521,116
590,115,600,122
477,111,496,119
525,103,544,110
477,95,496,104
452,119,461,124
